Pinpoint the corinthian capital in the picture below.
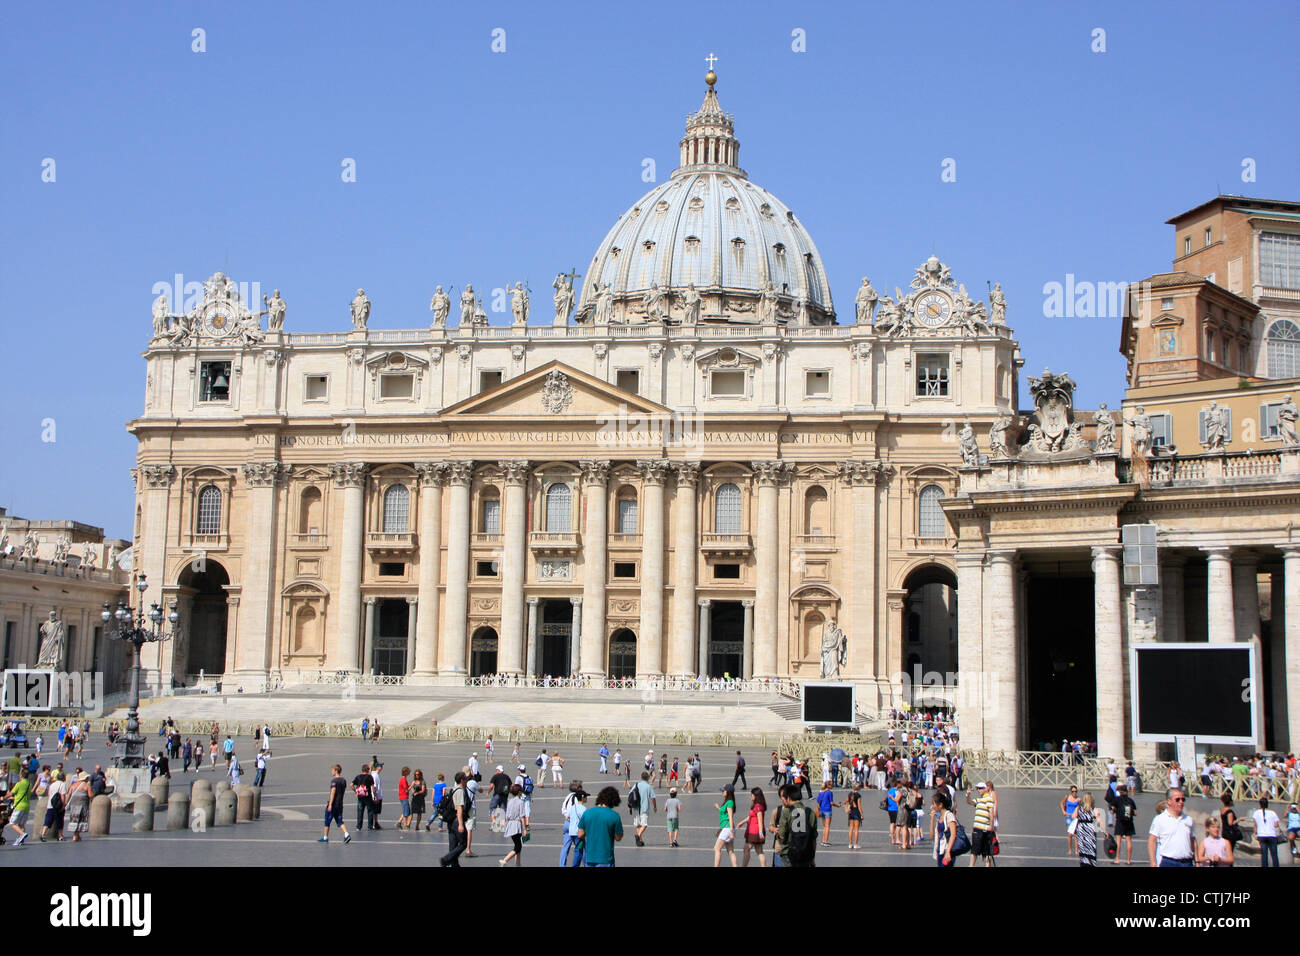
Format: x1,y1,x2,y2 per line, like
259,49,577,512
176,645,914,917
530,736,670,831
414,461,450,487
140,464,177,489
836,460,874,487
750,460,795,486
636,459,672,485
329,461,368,488
579,459,611,485
673,461,701,486
498,459,531,485
242,461,290,488
446,460,475,486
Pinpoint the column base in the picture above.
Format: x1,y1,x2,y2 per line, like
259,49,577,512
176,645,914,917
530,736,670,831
405,670,439,686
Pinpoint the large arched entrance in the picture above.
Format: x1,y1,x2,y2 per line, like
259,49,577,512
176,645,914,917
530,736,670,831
539,599,574,678
470,626,498,677
178,560,230,679
902,564,958,684
608,628,636,680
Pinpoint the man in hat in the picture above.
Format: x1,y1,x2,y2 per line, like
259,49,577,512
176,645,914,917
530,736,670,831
1286,802,1300,857
488,764,511,813
966,781,997,867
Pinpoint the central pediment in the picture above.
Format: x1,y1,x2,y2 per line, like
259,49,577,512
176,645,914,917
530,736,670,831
440,360,675,420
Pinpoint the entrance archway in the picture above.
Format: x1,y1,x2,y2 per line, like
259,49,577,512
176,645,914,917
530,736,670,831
540,599,574,678
178,560,229,678
470,626,498,677
901,564,958,683
608,628,636,680
708,601,744,678
374,598,410,676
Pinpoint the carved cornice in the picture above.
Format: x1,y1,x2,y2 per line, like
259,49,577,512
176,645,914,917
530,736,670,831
751,460,796,486
673,462,701,486
329,462,368,489
140,464,177,489
414,461,450,487
242,461,291,488
579,459,611,485
446,461,475,486
636,459,672,485
498,459,531,485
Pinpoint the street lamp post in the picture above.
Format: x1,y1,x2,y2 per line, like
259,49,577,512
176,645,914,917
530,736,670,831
101,573,179,768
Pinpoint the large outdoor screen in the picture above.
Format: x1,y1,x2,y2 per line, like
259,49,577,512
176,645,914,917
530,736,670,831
1130,644,1257,745
801,682,856,727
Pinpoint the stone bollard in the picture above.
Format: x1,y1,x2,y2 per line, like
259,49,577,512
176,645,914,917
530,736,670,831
235,787,254,822
215,789,237,826
132,793,155,832
214,780,231,800
165,792,191,830
191,778,212,803
191,797,214,830
249,785,262,819
151,776,169,806
89,795,112,835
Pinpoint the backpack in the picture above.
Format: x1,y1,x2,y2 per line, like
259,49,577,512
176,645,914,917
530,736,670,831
536,756,544,767
439,786,465,824
521,775,534,795
785,805,816,865
627,784,642,811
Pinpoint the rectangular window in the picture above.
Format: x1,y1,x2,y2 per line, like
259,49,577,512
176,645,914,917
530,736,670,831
379,374,414,399
613,562,637,578
91,625,101,674
805,369,830,398
616,369,640,394
1205,227,1212,247
475,560,499,577
1184,236,1191,256
1150,413,1173,448
710,370,745,397
916,355,949,397
378,562,405,577
1197,407,1233,444
304,375,328,401
713,563,741,580
1261,232,1300,289
616,498,638,534
1261,402,1282,439
199,361,231,402
481,499,501,534
2,621,12,669
479,370,503,391
1161,297,1175,311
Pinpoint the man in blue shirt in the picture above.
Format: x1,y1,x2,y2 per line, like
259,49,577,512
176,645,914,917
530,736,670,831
578,786,624,866
598,744,610,774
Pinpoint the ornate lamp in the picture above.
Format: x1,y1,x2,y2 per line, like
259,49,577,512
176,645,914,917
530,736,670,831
101,573,180,768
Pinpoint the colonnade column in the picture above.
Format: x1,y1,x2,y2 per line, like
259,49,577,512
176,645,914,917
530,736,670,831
405,596,417,677
439,461,474,674
669,463,700,677
1283,547,1300,751
498,459,530,675
637,460,671,677
955,550,985,751
697,600,711,677
751,460,793,679
1233,555,1261,644
569,597,583,676
1203,546,1236,643
526,597,539,676
330,462,368,672
411,462,448,682
578,460,610,676
363,597,377,674
985,550,1020,752
742,600,754,680
237,462,285,677
1160,558,1185,642
1092,546,1125,760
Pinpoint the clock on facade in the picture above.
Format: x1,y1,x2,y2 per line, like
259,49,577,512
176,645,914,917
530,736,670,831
915,292,952,328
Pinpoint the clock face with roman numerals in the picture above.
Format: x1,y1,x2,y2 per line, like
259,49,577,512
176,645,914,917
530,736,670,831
915,292,952,328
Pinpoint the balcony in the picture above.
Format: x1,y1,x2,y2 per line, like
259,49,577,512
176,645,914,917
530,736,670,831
608,533,642,548
792,534,837,551
700,532,752,556
366,531,416,555
471,532,504,547
529,531,581,554
290,532,328,550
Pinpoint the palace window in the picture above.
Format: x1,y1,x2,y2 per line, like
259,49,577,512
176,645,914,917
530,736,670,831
1184,236,1191,256
481,495,501,534
715,482,742,534
299,486,322,534
304,375,328,401
1268,320,1300,378
1260,402,1283,439
805,369,830,398
1149,413,1173,448
613,562,637,579
916,355,949,397
479,370,503,392
196,485,222,535
616,487,638,534
1261,233,1300,289
710,370,746,397
803,485,829,535
379,373,414,399
714,563,741,579
382,484,410,533
545,482,572,532
199,361,231,402
616,369,640,394
918,484,946,539
1161,297,1175,311
1205,227,1213,247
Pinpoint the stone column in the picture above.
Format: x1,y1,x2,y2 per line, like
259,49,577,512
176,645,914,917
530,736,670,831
363,597,377,674
838,461,878,678
697,600,711,677
410,462,448,682
1203,546,1236,643
955,551,985,751
526,597,539,676
498,460,530,675
569,597,583,676
404,597,417,677
1283,548,1300,752
137,465,175,683
985,550,1019,752
669,463,700,677
1092,546,1125,760
637,459,671,677
751,460,793,679
742,600,755,680
439,461,474,674
330,462,368,672
1161,558,1185,642
1233,555,1262,644
578,460,610,676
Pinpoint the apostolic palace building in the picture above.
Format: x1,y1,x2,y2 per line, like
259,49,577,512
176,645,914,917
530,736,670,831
116,70,1300,758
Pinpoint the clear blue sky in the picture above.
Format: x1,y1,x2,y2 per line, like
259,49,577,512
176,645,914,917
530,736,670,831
3,1,1297,539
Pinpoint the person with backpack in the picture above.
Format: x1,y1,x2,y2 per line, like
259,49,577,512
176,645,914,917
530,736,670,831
351,763,375,832
427,773,447,832
535,749,549,785
775,784,817,867
932,789,962,867
515,763,535,822
438,771,471,867
629,772,656,847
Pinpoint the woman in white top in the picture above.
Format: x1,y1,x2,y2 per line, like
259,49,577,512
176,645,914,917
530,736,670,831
499,784,529,866
551,753,564,786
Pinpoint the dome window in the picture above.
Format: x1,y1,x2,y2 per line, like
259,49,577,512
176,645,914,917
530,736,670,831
630,206,641,219
772,243,786,256
684,236,700,252
689,197,704,212
759,203,774,219
642,240,656,252
611,246,621,259
655,200,670,214
787,211,797,224
725,197,740,212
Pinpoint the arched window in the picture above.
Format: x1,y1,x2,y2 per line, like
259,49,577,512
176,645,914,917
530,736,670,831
616,486,638,534
299,486,322,535
480,492,501,534
545,482,572,533
197,485,222,535
715,482,742,534
804,485,829,535
382,484,409,533
918,484,946,539
1268,320,1300,379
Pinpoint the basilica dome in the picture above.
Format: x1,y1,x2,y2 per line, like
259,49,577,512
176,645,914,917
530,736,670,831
578,74,835,326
